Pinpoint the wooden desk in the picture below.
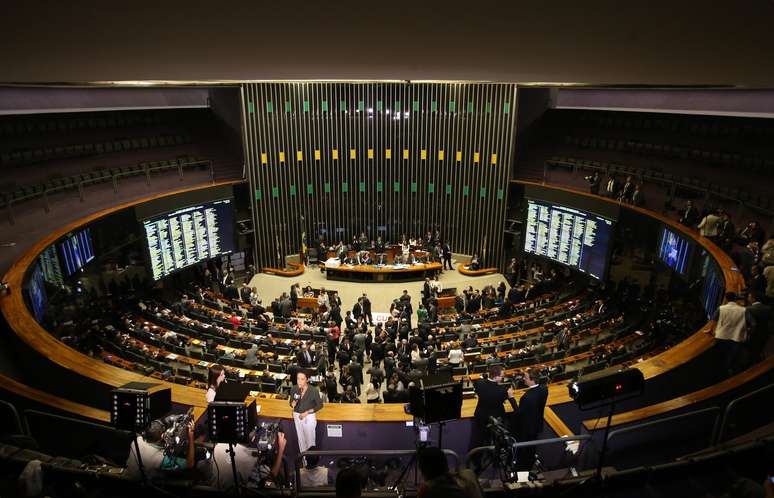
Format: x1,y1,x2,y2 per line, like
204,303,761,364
325,262,443,282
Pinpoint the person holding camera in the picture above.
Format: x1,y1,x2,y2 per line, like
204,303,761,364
125,418,195,482
209,429,287,490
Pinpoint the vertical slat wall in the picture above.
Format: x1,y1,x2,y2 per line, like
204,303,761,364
241,82,517,269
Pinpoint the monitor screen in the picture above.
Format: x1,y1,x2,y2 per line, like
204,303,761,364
27,262,48,322
59,228,95,276
39,245,63,285
523,199,615,279
143,198,236,281
701,259,724,320
657,227,692,275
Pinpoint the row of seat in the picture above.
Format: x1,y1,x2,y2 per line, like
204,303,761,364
545,156,774,213
568,109,774,139
563,135,774,175
0,109,177,138
0,134,192,166
1,155,209,206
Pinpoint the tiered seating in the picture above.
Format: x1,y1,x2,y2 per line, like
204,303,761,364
0,108,232,209
524,108,774,216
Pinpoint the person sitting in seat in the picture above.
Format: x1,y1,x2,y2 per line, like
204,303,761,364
469,255,481,271
417,446,483,498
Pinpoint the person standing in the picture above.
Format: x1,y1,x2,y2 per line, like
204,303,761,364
587,171,600,195
470,365,515,469
290,371,323,452
512,368,549,470
361,293,373,325
710,292,755,377
746,291,772,362
442,241,453,270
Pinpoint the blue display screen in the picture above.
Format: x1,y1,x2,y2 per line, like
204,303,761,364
657,227,692,275
59,227,95,276
701,260,724,319
27,262,48,322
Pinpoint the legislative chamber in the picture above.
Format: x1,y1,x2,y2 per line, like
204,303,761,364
0,7,773,498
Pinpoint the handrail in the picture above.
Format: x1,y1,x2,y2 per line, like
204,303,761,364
716,382,774,443
605,406,721,446
463,435,591,468
582,355,774,430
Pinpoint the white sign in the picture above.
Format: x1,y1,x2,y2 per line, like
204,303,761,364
326,424,343,438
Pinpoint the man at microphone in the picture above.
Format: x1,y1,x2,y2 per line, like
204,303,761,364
289,370,323,452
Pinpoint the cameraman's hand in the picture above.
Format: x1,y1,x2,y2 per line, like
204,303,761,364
291,399,298,408
507,387,515,399
299,411,306,420
187,420,195,437
277,432,287,451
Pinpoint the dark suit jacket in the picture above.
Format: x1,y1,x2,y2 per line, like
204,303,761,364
515,384,548,440
747,302,772,345
297,350,315,368
473,379,510,427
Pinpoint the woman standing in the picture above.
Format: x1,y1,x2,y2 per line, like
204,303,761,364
206,364,225,403
289,370,323,452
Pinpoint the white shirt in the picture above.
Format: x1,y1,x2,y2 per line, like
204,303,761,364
448,348,464,365
714,302,748,343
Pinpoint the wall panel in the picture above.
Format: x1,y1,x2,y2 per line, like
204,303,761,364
242,82,516,269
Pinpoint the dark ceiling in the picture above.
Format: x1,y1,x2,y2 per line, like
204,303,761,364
2,0,774,86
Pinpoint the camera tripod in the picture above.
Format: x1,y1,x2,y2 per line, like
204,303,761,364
389,420,448,492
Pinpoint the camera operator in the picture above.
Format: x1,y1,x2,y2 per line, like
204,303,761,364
210,429,287,490
125,417,195,482
470,365,515,471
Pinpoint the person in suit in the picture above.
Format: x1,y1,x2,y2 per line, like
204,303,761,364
618,175,635,202
442,241,453,270
512,368,549,470
422,278,432,307
746,291,772,362
470,365,515,471
586,171,600,195
604,174,619,198
469,254,481,271
630,184,645,207
347,358,363,396
679,200,700,228
361,293,373,325
297,343,315,368
352,299,363,322
290,283,300,312
239,283,252,304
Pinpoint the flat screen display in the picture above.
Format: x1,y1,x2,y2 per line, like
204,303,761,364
143,198,236,281
701,258,724,320
657,227,692,275
59,228,95,276
27,262,47,322
523,199,615,279
39,245,63,285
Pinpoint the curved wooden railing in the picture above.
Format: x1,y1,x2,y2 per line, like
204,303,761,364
262,261,305,277
581,355,774,431
458,265,499,276
0,180,745,427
